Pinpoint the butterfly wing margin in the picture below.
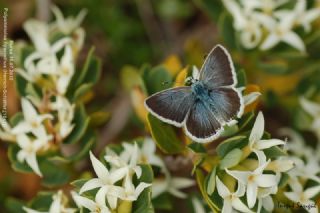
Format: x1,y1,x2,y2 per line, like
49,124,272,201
199,45,237,88
144,87,195,127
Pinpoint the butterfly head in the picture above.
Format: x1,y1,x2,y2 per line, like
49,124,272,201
185,76,198,86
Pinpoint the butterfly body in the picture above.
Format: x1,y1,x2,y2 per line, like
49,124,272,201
145,45,244,143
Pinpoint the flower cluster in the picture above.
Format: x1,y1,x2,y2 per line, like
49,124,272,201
72,149,151,212
214,112,293,213
300,97,320,141
0,7,85,176
280,128,320,213
222,0,320,51
105,138,195,199
23,190,76,213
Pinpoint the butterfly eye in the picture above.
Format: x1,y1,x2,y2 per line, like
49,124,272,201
185,77,193,86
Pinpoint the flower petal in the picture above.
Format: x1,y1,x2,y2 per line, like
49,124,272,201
134,182,151,199
72,194,96,211
249,112,265,146
256,174,277,187
26,153,42,177
225,169,250,185
260,33,280,50
216,176,231,198
79,178,104,194
232,197,253,213
89,151,110,181
247,183,258,208
255,139,285,150
304,186,320,199
282,31,305,52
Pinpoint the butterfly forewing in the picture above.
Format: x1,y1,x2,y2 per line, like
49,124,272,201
200,45,237,88
208,87,243,121
145,87,194,127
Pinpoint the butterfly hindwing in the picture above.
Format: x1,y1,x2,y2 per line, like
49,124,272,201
185,100,222,143
144,87,194,127
200,45,237,88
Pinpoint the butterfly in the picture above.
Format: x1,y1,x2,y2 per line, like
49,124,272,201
144,45,244,143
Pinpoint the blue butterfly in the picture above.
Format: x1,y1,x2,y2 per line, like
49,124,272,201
144,45,244,143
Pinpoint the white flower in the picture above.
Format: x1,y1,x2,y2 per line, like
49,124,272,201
293,0,320,33
56,45,75,95
23,19,70,56
0,114,15,141
105,143,142,178
51,6,87,35
226,159,278,208
72,190,111,213
284,179,320,213
50,96,75,139
24,190,76,213
121,173,151,201
279,128,313,157
248,112,285,162
79,152,127,209
191,197,207,213
243,91,261,106
300,97,320,140
260,11,305,52
222,0,264,49
106,138,164,170
16,134,50,177
288,156,320,183
11,98,53,138
257,187,277,213
152,168,194,199
216,176,253,213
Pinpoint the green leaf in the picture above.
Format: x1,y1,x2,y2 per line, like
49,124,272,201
72,83,93,102
8,145,33,174
145,66,172,95
89,111,110,127
264,146,286,159
236,69,247,87
71,179,88,189
74,47,95,87
132,164,154,213
195,169,219,213
152,193,172,210
82,56,101,85
29,192,54,210
41,160,70,187
15,73,28,97
206,167,217,196
220,148,243,169
10,112,24,126
216,136,247,158
278,173,290,188
26,83,42,100
5,197,25,213
65,130,96,162
193,0,223,21
238,111,255,131
121,65,146,93
147,113,184,154
218,12,237,49
188,143,206,153
63,105,90,144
